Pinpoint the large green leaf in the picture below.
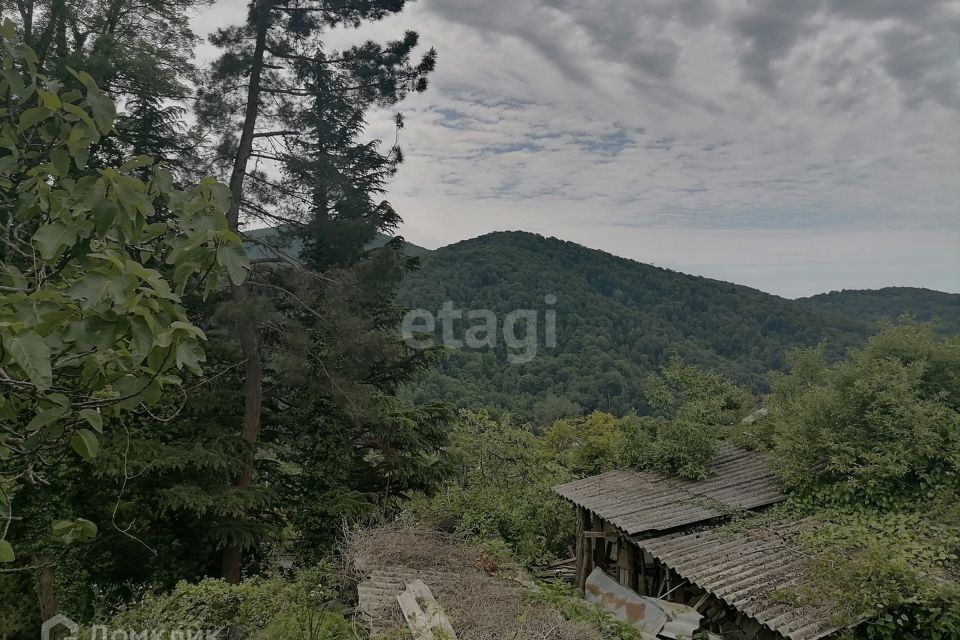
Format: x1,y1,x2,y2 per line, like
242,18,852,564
17,106,52,132
78,408,103,433
217,243,249,286
118,155,153,173
26,406,68,431
50,147,71,176
67,273,112,309
7,333,52,390
69,429,99,459
67,66,100,95
52,518,98,544
33,222,78,260
90,94,116,134
0,539,14,563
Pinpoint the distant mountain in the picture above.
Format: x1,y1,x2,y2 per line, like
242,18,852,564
396,231,953,420
800,287,960,335
243,226,430,262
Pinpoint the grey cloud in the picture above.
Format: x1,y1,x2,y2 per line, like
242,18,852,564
563,6,683,79
881,23,960,109
825,0,941,24
423,0,594,84
731,0,960,109
732,0,822,89
541,0,719,27
828,0,960,109
426,0,688,83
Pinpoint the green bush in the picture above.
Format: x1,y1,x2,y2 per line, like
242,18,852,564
525,582,645,640
619,415,716,481
766,323,960,639
771,323,960,508
619,357,754,479
405,410,575,564
785,509,960,639
98,566,358,640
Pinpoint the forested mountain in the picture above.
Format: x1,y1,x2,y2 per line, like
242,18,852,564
801,287,960,334
245,227,430,261
396,231,954,420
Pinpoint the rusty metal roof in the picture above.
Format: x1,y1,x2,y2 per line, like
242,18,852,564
638,519,841,640
552,442,785,536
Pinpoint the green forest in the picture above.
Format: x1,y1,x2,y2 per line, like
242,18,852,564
0,2,958,640
398,231,959,421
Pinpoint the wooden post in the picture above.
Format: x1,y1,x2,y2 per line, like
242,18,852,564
616,535,637,588
592,519,607,570
575,507,592,590
397,580,458,640
620,541,637,592
637,548,647,595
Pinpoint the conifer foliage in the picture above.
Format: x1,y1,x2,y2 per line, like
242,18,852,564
195,0,437,582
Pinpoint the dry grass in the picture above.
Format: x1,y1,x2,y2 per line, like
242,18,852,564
340,525,601,640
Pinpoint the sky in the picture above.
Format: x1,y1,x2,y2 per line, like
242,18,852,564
191,0,960,299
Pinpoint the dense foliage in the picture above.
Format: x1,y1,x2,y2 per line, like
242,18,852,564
406,409,578,564
618,357,754,479
96,565,358,640
410,325,960,639
757,324,960,638
404,396,740,563
0,24,245,567
1,2,958,638
193,0,438,582
767,324,960,507
801,287,960,336
0,6,450,634
397,231,946,420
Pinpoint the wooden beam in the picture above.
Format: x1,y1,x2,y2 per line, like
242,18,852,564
582,531,619,539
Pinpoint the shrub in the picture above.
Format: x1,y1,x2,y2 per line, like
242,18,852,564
97,566,358,640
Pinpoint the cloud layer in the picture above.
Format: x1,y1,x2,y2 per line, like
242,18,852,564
193,0,960,297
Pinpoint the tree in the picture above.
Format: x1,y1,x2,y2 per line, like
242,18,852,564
761,323,960,638
770,322,960,508
2,0,209,165
409,409,575,564
196,0,435,582
0,23,246,613
618,357,754,479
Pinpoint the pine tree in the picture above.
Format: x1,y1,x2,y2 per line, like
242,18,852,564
197,0,436,581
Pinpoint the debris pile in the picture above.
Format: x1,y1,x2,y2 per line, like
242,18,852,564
341,526,601,640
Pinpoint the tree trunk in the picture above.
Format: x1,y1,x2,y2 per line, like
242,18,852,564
34,554,57,621
220,0,271,584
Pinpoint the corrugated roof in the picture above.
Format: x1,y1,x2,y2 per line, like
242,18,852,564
552,443,785,536
638,519,840,640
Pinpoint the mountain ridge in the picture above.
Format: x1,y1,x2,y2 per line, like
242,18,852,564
396,231,958,419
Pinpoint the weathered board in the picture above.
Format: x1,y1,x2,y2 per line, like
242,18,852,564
396,579,458,640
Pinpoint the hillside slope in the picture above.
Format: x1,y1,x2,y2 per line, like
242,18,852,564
397,231,875,419
801,287,960,335
244,226,430,261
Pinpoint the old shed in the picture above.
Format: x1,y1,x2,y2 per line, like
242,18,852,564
553,443,845,639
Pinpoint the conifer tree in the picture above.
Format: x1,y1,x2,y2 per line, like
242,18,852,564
197,0,435,581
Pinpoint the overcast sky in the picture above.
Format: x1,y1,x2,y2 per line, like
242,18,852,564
192,0,960,298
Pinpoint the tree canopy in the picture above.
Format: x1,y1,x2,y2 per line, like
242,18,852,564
0,22,245,566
